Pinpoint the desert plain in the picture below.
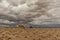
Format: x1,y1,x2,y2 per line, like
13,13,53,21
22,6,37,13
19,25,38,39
0,26,60,40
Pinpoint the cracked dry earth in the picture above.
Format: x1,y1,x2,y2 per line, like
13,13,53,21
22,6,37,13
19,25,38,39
0,27,60,40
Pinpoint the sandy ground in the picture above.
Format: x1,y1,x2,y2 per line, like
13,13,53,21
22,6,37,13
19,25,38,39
0,26,60,40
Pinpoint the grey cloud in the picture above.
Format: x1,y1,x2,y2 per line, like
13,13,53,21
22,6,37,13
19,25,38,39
0,0,60,27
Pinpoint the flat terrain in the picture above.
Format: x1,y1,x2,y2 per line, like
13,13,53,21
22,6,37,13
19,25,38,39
0,26,60,40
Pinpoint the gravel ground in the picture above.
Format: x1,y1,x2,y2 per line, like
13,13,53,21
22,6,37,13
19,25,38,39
0,27,60,40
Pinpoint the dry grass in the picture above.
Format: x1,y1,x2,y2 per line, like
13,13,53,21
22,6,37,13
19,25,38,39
0,25,60,40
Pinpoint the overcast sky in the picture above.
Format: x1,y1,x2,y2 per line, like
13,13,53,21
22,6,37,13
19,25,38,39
0,0,60,26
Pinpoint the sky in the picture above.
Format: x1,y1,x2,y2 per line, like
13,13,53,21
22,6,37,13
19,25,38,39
0,0,60,27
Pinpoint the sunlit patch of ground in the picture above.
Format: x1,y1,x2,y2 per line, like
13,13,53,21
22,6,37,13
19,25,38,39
0,25,60,40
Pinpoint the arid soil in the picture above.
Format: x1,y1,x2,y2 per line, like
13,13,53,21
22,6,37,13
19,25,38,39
0,26,60,40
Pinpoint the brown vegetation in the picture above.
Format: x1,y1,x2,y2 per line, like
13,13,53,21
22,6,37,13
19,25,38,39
0,26,60,40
